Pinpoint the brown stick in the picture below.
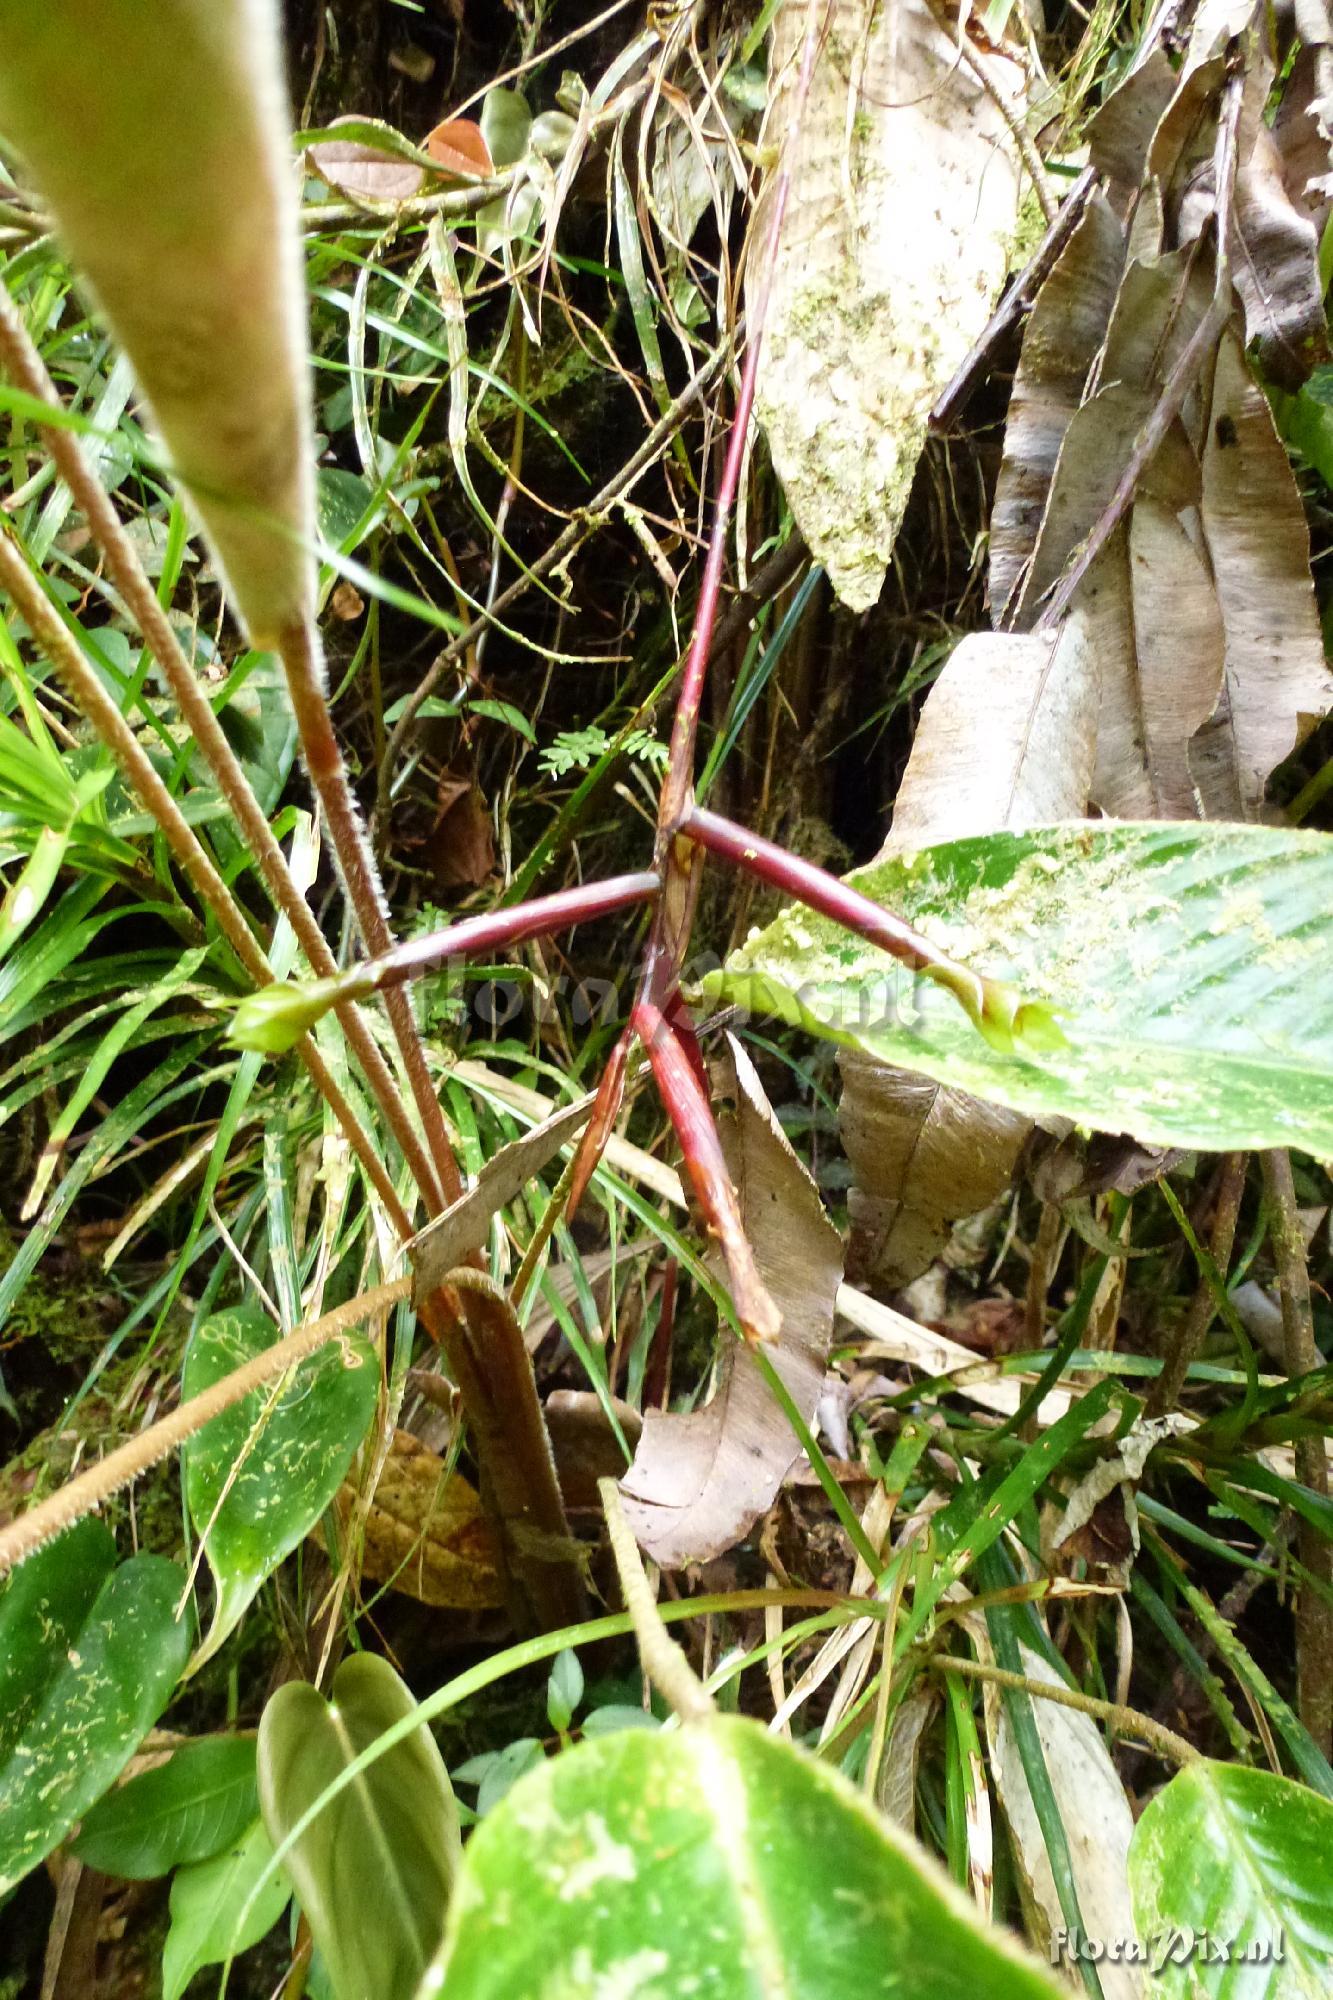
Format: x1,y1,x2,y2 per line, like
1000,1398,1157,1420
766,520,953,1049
279,617,460,1209
0,286,444,1214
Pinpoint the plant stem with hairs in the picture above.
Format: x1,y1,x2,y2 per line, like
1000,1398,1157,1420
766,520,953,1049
0,527,411,1235
0,288,445,1215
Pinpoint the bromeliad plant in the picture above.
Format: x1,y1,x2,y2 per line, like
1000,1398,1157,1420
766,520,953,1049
0,0,1050,1600
2,0,1332,1596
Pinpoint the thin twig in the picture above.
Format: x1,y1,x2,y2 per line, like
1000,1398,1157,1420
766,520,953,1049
277,615,459,1208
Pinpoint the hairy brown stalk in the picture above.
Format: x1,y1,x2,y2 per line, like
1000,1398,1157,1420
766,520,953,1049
600,1475,714,1722
0,288,444,1214
927,1654,1199,1767
0,528,410,1232
278,616,460,1209
1261,1149,1333,1757
0,1282,412,1579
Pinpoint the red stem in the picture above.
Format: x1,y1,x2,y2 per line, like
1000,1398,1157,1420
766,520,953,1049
324,872,658,1009
634,997,779,1344
681,805,1009,1035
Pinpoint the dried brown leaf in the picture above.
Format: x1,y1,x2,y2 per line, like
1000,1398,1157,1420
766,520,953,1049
753,0,1026,611
989,193,1125,623
1193,330,1333,816
1086,49,1180,205
1231,118,1329,390
332,1430,505,1610
1087,499,1225,820
409,1094,595,1303
840,623,1098,1288
619,1038,842,1568
978,1638,1142,1998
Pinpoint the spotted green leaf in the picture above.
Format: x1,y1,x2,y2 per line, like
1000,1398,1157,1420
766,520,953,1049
1129,1761,1333,1997
704,821,1333,1155
0,1523,193,1895
420,1715,1064,1999
182,1303,378,1663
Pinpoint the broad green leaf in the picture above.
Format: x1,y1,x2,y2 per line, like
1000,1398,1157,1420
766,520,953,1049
162,1815,291,2000
704,821,1333,1155
0,1534,193,1895
258,1653,461,2000
73,1735,259,1880
1129,1761,1333,1996
422,1715,1065,1999
182,1303,379,1663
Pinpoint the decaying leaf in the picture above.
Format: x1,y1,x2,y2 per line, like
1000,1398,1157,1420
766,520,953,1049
840,622,1097,1289
1086,49,1179,206
410,1093,595,1303
1193,331,1333,817
978,1637,1141,1998
1086,500,1225,820
619,1038,842,1567
330,1430,505,1611
1230,115,1330,391
308,120,427,203
988,193,1125,623
753,0,1027,610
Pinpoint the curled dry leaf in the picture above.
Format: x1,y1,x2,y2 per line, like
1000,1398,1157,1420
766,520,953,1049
976,1634,1142,1999
840,620,1097,1290
331,1429,505,1610
409,1092,595,1303
1230,115,1330,391
753,0,1027,611
1086,499,1225,821
619,1037,842,1568
988,192,1125,624
1086,49,1179,208
1193,331,1333,817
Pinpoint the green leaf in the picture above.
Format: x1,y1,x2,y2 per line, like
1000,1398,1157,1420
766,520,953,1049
423,1715,1065,1999
546,1650,584,1735
467,697,536,742
258,1653,461,2000
1129,1761,1333,1996
73,1735,259,1880
316,467,379,552
0,1532,193,1895
162,1815,291,2000
182,1303,378,1663
704,821,1333,1155
479,87,531,169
